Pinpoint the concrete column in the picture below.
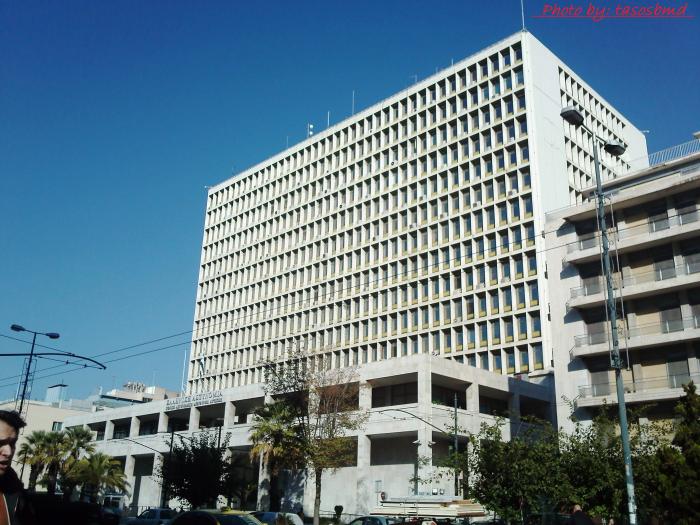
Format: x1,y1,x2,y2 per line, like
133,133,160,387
223,401,237,428
416,427,433,496
157,412,169,433
678,290,693,320
687,345,700,376
355,434,372,513
508,392,521,420
152,453,166,507
256,455,271,511
124,454,136,509
129,416,141,438
417,361,431,406
104,420,114,441
188,407,200,431
358,380,372,410
466,383,479,414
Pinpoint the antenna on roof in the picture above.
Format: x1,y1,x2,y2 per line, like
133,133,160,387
521,0,526,30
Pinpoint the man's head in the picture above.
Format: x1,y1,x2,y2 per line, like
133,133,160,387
0,410,26,477
572,504,582,513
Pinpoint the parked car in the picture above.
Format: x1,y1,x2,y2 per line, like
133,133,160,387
250,512,304,525
171,509,263,525
126,507,180,524
347,516,403,525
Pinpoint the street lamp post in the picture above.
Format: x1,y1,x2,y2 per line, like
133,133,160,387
560,107,637,525
10,324,60,416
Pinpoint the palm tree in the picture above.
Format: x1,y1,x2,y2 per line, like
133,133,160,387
60,427,96,501
38,431,65,494
249,401,304,510
16,430,49,492
72,452,129,503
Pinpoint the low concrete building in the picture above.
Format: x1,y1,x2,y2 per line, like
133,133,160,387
64,354,551,514
545,139,700,431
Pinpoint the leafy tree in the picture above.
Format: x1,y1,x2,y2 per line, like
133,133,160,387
221,451,258,510
16,430,50,492
156,429,231,509
645,381,700,524
59,426,96,501
466,419,564,524
70,452,129,503
26,431,65,494
252,354,368,525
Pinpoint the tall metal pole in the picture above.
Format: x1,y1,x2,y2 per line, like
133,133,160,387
453,393,459,497
17,332,37,416
592,137,637,525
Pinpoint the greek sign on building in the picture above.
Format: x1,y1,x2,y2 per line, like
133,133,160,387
165,390,223,411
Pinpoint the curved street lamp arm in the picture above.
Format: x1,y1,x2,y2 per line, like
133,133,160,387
0,352,106,370
116,437,164,454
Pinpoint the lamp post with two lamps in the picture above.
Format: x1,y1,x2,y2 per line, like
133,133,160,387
10,324,60,416
560,106,637,525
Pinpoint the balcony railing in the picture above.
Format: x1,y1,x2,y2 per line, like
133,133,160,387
578,372,700,399
573,314,700,348
567,207,700,254
570,258,700,300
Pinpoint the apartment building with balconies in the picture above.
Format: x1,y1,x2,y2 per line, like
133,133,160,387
546,141,700,430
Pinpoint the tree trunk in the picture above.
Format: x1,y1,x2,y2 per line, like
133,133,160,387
28,465,40,492
313,468,322,525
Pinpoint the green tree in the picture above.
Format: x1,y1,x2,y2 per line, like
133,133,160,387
70,452,129,503
647,382,700,524
59,426,96,501
16,430,50,492
156,429,231,509
253,355,368,525
466,419,564,524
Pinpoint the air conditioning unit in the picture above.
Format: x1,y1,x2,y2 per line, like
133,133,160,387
419,195,426,201
508,189,518,197
338,203,344,208
440,213,447,220
410,223,417,229
474,201,482,207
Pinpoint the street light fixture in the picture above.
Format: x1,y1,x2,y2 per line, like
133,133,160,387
10,324,61,416
560,106,636,525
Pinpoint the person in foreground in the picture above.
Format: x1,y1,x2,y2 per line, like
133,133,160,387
0,410,34,525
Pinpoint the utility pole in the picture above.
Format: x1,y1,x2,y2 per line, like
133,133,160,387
454,393,459,497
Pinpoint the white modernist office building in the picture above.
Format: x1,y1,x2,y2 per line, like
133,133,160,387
65,30,647,514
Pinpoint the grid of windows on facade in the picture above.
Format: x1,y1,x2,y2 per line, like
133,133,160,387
190,40,544,393
558,68,632,204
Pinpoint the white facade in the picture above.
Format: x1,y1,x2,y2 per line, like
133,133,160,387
545,144,700,431
190,31,646,396
65,31,649,514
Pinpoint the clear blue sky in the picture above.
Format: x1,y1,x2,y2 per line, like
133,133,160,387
1,0,698,401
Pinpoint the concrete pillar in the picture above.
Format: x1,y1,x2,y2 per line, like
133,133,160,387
256,455,271,511
129,416,140,438
687,345,700,376
188,407,200,431
356,434,372,513
152,453,165,507
466,383,479,414
157,412,169,433
417,361,431,406
359,380,372,410
416,427,433,495
124,454,136,509
678,290,693,320
508,392,521,420
223,401,237,428
104,420,114,441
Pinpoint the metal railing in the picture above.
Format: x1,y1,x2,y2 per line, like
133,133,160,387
648,138,700,167
578,373,700,399
567,207,700,254
573,315,700,348
569,258,700,300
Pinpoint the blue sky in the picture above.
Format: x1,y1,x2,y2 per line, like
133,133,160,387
1,0,698,401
